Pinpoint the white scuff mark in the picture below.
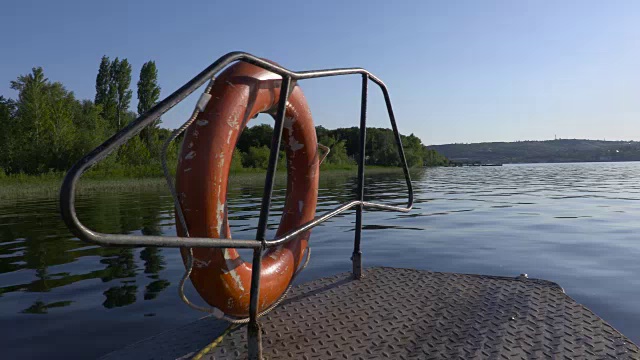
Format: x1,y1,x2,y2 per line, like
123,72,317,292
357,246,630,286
227,298,234,309
193,258,211,268
226,129,233,144
289,136,303,152
179,192,187,204
193,130,199,138
196,119,209,126
185,151,196,160
283,116,303,151
222,249,245,292
184,168,192,172
216,208,223,234
218,155,225,169
196,93,212,112
283,117,294,131
225,80,236,88
227,110,240,130
298,200,304,214
188,142,194,149
215,195,224,235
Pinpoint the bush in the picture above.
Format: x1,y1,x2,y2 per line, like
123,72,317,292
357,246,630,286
117,136,151,167
326,140,355,166
242,146,270,168
230,149,244,172
404,148,424,168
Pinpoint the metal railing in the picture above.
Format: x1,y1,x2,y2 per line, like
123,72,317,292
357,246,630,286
59,52,413,359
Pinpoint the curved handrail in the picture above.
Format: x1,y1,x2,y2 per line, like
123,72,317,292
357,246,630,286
59,51,413,249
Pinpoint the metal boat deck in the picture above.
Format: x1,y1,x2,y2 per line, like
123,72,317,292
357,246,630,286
102,267,639,359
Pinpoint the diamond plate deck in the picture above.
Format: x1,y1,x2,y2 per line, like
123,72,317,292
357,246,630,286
102,267,639,359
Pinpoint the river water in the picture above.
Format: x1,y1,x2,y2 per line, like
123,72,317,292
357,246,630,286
1,162,639,358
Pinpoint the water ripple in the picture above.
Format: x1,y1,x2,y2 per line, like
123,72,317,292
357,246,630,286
1,162,640,358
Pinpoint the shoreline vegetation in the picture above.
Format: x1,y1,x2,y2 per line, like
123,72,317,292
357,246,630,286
0,166,409,199
0,56,449,200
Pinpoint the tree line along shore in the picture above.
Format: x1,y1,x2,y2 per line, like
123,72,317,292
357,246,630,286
0,56,448,184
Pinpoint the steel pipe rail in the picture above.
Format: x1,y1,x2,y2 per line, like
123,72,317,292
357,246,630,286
59,51,414,360
55,200,409,249
60,51,413,250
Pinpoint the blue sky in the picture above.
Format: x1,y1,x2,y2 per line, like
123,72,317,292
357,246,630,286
1,0,639,145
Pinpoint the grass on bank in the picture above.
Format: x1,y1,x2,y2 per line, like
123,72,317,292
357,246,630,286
0,164,408,199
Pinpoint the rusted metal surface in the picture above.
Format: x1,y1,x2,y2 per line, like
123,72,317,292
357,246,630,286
102,267,639,359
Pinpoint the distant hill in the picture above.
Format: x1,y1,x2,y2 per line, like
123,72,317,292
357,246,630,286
428,139,640,164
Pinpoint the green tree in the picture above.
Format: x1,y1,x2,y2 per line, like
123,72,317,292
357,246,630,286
71,100,108,161
367,128,399,166
242,146,270,168
401,133,425,167
137,61,161,150
44,82,77,170
137,61,161,115
10,67,50,173
326,140,353,165
333,126,360,156
118,135,150,167
0,96,16,173
9,68,81,172
110,58,132,130
231,149,244,171
237,124,273,153
95,56,110,108
95,56,117,128
1,60,450,177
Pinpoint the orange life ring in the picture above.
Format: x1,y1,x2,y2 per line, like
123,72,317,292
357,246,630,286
175,61,319,317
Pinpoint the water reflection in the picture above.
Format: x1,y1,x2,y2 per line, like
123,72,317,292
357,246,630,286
22,300,73,314
0,190,173,312
0,171,379,315
1,163,640,359
140,247,170,300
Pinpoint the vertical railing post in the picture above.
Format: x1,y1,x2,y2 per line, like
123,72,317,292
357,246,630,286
352,74,368,279
247,76,292,360
381,84,413,210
